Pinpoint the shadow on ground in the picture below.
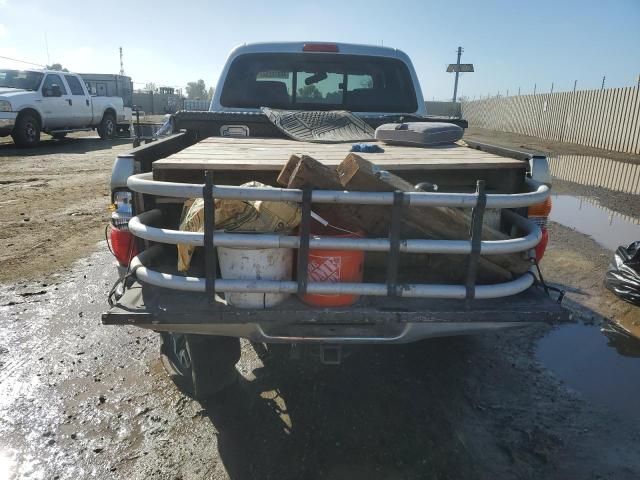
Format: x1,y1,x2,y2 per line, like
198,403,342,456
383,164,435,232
0,136,131,156
204,338,477,480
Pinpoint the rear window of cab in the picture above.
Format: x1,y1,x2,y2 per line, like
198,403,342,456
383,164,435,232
220,53,418,113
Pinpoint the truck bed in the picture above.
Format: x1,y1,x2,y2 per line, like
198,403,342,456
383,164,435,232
106,134,566,343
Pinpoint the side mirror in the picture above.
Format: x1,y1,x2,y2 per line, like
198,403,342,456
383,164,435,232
51,84,62,97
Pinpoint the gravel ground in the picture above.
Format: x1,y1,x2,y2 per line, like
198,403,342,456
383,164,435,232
0,130,639,479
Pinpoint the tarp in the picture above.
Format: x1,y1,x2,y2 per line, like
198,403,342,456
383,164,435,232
605,241,640,306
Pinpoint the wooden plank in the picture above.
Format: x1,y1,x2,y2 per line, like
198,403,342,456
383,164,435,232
179,140,501,153
336,154,530,277
164,154,518,163
279,154,515,282
166,150,510,159
276,155,301,187
174,148,508,159
279,155,358,229
152,136,527,173
154,160,524,172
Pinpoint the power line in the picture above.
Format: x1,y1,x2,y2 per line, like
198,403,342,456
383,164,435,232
0,55,46,67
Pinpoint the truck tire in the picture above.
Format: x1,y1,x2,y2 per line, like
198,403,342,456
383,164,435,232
160,333,241,400
97,112,116,140
11,113,41,147
51,132,67,140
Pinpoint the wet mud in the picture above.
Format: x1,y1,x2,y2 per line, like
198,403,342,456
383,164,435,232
1,248,640,479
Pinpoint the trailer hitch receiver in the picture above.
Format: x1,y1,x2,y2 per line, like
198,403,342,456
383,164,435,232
320,345,342,365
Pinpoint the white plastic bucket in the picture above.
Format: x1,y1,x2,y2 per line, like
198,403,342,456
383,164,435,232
217,246,293,308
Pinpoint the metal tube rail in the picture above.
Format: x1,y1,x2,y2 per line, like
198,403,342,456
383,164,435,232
130,246,535,300
129,209,541,255
127,173,549,209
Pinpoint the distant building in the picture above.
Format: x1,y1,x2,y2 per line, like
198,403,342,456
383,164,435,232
79,73,133,108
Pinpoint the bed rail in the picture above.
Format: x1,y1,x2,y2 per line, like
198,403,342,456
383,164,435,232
125,171,549,300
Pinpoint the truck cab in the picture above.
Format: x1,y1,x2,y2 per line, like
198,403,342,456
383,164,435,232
0,69,126,147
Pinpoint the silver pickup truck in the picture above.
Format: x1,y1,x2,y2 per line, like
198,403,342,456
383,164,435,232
0,69,129,147
103,42,567,399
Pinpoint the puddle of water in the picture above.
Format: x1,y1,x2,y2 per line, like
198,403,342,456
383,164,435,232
548,155,640,195
537,323,640,419
550,194,640,251
0,449,17,480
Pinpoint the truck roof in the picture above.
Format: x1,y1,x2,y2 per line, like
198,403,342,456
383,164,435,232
228,41,413,63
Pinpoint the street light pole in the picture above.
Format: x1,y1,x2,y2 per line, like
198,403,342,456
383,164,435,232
452,46,462,102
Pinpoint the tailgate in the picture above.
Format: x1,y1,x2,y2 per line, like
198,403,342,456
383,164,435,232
102,281,568,343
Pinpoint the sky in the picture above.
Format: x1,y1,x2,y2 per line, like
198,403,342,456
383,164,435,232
1,0,639,100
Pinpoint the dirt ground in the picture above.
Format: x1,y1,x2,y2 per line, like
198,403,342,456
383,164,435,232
0,129,639,479
0,133,133,283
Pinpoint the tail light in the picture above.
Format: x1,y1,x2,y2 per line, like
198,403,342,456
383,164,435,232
528,197,552,260
108,190,138,266
303,43,339,52
109,227,138,266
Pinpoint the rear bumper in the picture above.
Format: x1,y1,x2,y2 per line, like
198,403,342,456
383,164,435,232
102,281,569,344
0,112,17,136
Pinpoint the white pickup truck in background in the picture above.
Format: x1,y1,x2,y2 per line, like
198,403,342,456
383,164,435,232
0,69,130,147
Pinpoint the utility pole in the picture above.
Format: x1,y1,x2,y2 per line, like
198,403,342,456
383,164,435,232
506,89,509,97
601,75,606,90
551,82,554,94
119,47,125,76
534,83,537,95
573,80,577,92
518,86,521,96
452,46,462,102
44,32,50,65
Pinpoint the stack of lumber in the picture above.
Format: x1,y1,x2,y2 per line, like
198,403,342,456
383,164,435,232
277,153,531,283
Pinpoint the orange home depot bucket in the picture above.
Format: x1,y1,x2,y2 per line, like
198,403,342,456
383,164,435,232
301,226,365,307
